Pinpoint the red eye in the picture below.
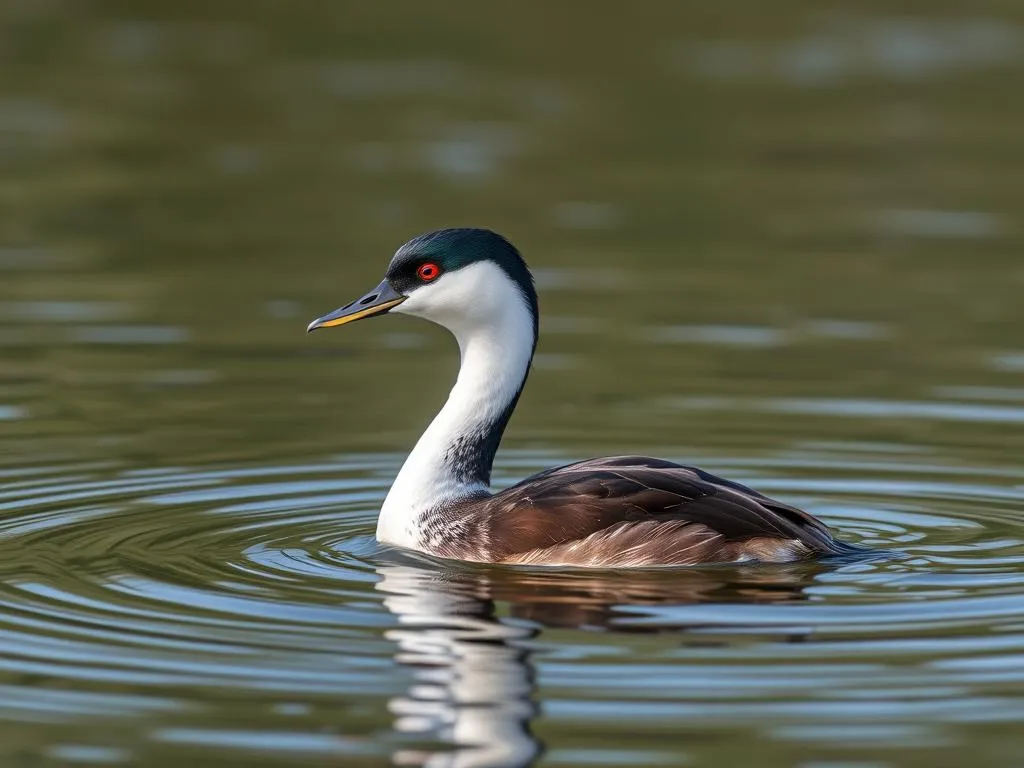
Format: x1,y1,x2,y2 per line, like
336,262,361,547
417,262,441,282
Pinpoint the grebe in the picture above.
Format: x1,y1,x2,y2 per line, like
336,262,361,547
308,228,859,567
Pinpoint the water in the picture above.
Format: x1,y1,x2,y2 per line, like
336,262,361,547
2,2,1024,766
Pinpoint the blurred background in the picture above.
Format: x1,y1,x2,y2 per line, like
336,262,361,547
2,2,1024,767
4,0,1023,465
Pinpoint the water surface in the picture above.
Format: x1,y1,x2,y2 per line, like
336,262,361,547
2,2,1024,766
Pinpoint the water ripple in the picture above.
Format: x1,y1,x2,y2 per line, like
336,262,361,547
0,451,1021,764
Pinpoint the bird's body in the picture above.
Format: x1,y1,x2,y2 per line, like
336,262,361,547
410,456,850,567
308,229,861,567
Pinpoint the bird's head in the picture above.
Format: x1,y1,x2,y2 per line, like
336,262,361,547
307,228,538,344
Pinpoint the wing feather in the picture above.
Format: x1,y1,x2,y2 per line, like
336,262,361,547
442,455,852,566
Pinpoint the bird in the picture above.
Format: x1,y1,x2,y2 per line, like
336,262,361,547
307,228,863,567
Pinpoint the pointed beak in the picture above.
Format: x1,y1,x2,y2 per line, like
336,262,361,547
306,279,406,333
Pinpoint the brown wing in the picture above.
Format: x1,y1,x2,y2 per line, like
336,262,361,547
445,456,851,567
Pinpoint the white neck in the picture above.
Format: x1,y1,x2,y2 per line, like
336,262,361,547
376,261,536,549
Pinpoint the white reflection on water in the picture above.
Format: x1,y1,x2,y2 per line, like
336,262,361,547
0,406,27,421
423,123,524,181
44,744,132,764
871,209,1004,239
990,353,1024,373
667,396,1024,425
0,301,129,322
646,324,788,348
805,320,892,341
932,386,1024,403
0,248,80,270
644,321,893,347
767,398,1024,425
681,16,1021,86
71,326,189,345
376,564,540,768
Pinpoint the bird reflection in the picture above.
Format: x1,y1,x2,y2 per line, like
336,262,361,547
375,558,829,767
376,563,540,768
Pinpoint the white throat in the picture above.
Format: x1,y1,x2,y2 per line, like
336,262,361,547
376,260,536,549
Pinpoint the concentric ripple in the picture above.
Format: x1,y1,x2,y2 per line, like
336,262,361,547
1,449,1024,765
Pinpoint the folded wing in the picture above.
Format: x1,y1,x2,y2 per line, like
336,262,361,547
443,456,850,567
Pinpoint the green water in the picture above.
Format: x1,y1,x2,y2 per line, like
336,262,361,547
2,2,1024,766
